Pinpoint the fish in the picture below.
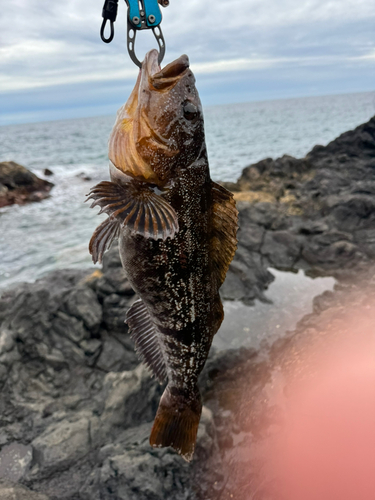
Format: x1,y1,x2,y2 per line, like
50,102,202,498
87,49,238,461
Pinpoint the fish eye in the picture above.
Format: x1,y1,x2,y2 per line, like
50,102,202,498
183,101,198,121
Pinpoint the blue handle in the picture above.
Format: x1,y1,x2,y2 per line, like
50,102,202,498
126,0,162,29
127,0,141,28
144,0,162,27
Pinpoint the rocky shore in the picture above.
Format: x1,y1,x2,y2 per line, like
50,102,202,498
0,162,53,208
221,115,375,303
0,115,374,499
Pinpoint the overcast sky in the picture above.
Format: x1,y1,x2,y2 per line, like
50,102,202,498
0,0,374,125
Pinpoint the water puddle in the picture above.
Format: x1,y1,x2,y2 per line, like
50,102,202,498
215,269,335,351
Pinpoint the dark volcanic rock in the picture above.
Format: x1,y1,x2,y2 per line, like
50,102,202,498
76,172,92,182
0,248,223,499
1,262,374,499
219,115,375,303
0,481,50,499
0,162,54,208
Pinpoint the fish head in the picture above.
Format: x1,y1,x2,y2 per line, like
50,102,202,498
109,49,204,186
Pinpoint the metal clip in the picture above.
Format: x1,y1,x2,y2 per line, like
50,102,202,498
100,0,169,67
125,0,167,68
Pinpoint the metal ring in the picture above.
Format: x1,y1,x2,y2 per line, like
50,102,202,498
153,26,166,65
127,23,166,68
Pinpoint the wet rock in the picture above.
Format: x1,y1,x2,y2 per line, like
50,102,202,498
80,339,102,358
221,268,249,301
0,260,140,491
302,238,359,267
98,406,222,500
239,202,284,230
327,194,375,231
297,220,329,235
229,115,375,295
0,329,16,358
43,169,53,176
96,333,136,372
51,311,90,344
98,425,186,500
102,247,123,271
223,246,274,304
76,172,92,182
64,287,102,333
0,444,33,482
261,231,302,269
0,481,50,499
354,228,375,257
102,293,132,331
32,416,91,476
0,162,53,208
238,222,265,252
96,267,134,298
99,364,162,432
307,116,375,166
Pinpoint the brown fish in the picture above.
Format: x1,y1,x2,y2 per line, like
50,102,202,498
87,49,238,461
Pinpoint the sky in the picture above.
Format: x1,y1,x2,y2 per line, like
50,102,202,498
0,0,374,125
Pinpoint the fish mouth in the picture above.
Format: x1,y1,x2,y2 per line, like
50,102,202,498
143,50,190,88
136,50,189,155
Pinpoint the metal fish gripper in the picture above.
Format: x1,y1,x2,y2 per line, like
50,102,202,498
100,0,169,68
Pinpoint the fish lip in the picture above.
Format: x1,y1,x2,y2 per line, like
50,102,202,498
153,54,190,80
143,50,190,79
143,49,161,77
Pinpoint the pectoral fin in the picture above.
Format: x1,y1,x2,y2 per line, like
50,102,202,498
89,217,120,264
210,182,239,288
87,180,179,241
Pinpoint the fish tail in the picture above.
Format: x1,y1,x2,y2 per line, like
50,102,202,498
150,384,202,462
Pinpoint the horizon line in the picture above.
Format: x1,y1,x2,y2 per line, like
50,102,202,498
1,89,374,128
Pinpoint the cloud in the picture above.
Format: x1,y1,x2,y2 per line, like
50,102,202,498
355,49,375,61
0,0,374,123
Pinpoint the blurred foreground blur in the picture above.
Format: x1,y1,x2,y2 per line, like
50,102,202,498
212,276,375,500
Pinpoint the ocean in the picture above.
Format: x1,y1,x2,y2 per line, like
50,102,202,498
0,91,374,291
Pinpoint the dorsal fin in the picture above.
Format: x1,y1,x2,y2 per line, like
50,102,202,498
126,299,167,384
210,182,239,288
86,180,179,241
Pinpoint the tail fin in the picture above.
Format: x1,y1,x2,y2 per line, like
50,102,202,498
150,385,202,462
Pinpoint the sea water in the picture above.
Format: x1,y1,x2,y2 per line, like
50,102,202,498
0,91,374,290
